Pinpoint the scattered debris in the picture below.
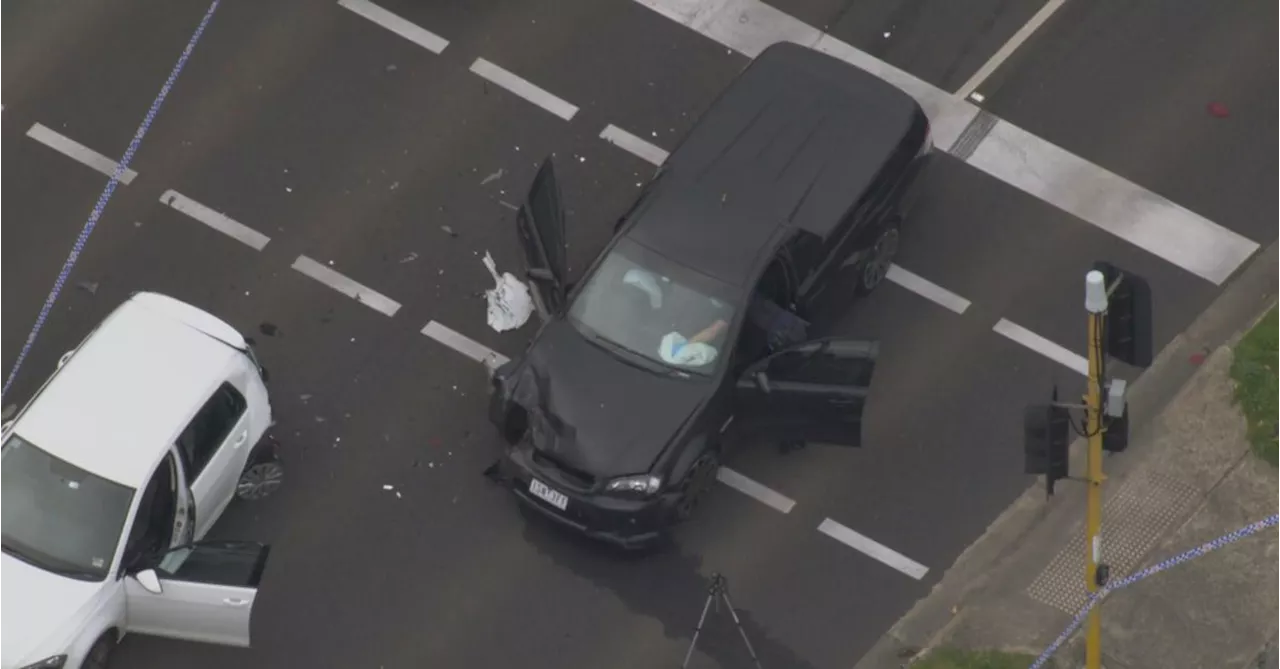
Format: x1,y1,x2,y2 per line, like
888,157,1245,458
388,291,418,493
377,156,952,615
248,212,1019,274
440,224,458,237
400,251,419,263
483,251,534,332
481,168,504,185
76,281,99,295
258,322,279,337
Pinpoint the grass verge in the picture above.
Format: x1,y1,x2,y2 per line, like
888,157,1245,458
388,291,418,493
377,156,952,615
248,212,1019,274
1230,306,1278,467
910,647,1037,669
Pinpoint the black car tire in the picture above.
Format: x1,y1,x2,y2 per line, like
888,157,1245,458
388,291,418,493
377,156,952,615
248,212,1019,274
856,220,901,295
675,450,721,522
84,633,116,669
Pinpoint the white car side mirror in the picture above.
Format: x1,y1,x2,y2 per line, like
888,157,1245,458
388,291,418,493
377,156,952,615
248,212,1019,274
134,569,163,594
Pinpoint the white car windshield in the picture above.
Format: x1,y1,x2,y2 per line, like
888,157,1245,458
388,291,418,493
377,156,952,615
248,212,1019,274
2,435,135,581
568,238,739,376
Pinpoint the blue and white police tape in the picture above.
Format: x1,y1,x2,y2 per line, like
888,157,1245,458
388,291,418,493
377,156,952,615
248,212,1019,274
1029,513,1279,669
2,0,223,399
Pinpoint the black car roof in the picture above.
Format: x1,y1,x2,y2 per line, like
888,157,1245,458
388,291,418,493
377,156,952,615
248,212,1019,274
627,42,923,287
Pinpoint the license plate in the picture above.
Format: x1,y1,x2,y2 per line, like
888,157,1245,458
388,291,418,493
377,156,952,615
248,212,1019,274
528,478,569,511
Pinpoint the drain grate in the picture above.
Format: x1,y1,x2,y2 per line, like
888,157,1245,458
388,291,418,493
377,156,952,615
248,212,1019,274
1027,469,1200,614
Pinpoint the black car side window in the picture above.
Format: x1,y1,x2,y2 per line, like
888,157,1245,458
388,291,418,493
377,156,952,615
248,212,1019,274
176,383,247,481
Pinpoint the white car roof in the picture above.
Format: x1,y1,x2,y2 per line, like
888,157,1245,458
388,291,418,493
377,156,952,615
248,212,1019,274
10,292,246,488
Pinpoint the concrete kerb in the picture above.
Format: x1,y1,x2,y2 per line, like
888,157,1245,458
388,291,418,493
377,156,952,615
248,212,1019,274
852,240,1279,669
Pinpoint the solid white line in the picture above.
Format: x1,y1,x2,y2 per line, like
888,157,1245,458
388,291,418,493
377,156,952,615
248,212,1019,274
599,124,670,166
469,58,579,121
954,0,1066,100
26,123,138,184
421,320,511,370
291,256,402,317
160,190,270,251
337,0,449,54
885,264,970,314
992,318,1088,376
716,467,796,514
630,0,1260,285
818,518,929,579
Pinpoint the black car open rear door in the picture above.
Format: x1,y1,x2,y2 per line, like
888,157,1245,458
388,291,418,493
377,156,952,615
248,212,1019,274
734,338,878,447
517,158,569,319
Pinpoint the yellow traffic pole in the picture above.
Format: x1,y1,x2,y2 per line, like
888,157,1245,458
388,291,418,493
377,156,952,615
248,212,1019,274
1084,270,1108,669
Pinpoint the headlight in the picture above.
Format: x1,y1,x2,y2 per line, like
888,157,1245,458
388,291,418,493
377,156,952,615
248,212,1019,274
22,656,68,669
605,475,663,497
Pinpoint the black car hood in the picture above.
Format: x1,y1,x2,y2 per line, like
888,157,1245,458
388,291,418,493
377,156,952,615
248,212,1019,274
507,319,711,479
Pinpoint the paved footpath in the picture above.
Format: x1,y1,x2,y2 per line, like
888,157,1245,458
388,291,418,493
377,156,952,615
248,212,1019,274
854,241,1279,669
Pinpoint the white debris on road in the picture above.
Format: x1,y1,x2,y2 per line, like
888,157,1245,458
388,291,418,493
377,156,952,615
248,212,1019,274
482,251,533,332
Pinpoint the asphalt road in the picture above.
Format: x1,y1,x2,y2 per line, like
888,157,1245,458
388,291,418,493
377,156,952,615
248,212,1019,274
2,0,1275,667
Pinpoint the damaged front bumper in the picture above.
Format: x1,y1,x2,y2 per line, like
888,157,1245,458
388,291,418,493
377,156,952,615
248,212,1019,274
491,444,677,551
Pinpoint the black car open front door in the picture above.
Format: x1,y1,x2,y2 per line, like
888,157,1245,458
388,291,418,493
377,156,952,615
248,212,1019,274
517,158,569,319
734,337,879,447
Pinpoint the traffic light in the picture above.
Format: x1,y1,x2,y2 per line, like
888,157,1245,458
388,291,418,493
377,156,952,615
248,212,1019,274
1103,402,1130,453
1024,396,1071,495
1092,262,1153,368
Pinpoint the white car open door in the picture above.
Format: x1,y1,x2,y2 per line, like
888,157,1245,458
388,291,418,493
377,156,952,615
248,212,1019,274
124,540,270,647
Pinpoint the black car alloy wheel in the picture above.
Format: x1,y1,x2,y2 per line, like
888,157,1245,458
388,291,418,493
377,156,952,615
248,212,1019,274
675,451,721,521
858,224,900,294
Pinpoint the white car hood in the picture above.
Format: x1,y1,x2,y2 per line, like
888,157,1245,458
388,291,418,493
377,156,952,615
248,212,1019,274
2,553,103,667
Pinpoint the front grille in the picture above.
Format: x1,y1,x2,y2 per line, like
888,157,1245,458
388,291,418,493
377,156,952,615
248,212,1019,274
531,450,596,490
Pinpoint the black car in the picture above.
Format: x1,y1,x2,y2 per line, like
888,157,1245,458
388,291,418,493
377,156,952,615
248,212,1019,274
488,42,934,549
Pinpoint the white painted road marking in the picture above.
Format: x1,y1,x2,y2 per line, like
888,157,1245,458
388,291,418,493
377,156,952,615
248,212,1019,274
291,256,402,317
469,58,579,121
160,190,271,251
992,318,1088,376
885,265,971,314
338,0,449,54
954,0,1066,100
716,467,796,513
599,124,670,166
818,518,929,579
632,0,1260,285
421,320,510,370
26,123,138,185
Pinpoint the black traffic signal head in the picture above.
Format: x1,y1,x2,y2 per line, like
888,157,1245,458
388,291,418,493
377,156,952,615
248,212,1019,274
1093,261,1154,368
1103,402,1130,453
1024,397,1071,495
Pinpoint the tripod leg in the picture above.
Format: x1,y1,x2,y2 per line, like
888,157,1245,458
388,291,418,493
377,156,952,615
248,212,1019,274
719,590,765,669
681,593,717,669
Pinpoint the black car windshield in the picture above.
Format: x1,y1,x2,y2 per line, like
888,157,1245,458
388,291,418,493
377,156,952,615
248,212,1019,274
568,237,739,376
2,435,135,581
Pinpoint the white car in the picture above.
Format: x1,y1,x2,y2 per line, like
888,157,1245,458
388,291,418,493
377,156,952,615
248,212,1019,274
2,292,283,669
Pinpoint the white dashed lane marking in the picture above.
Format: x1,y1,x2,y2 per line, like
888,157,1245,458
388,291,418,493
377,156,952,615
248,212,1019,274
599,124,670,166
26,123,138,184
161,190,271,251
817,518,930,580
338,0,450,54
290,255,402,317
992,318,1089,376
469,58,580,121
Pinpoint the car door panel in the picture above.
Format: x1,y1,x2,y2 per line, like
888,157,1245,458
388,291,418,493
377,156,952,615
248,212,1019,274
125,541,269,647
734,338,878,447
517,158,569,317
192,412,249,538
